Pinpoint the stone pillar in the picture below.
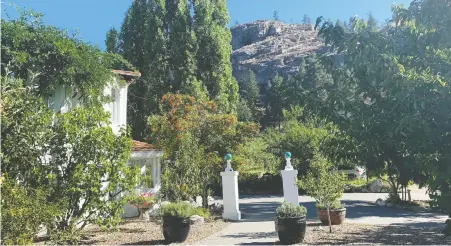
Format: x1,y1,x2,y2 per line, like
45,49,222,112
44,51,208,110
220,154,241,221
281,152,299,206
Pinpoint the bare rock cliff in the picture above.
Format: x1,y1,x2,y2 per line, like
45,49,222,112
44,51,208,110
231,20,325,85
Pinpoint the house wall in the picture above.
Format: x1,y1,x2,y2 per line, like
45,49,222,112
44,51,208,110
50,77,127,135
48,76,163,220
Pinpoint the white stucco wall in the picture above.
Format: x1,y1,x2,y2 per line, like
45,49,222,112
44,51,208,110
50,77,127,133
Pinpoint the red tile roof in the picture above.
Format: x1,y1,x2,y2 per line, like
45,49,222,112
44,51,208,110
132,140,156,151
111,70,141,77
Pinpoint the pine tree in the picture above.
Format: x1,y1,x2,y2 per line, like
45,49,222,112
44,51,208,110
302,14,311,25
273,10,280,21
264,74,285,128
105,27,118,53
238,70,261,121
367,13,378,31
194,0,239,113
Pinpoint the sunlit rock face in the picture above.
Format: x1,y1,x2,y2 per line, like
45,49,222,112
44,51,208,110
231,20,325,85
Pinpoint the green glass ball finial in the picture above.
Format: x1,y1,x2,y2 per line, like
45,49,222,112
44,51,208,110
225,153,232,161
285,152,292,159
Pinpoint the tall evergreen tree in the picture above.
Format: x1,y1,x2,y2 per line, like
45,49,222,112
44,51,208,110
105,27,119,53
238,70,262,121
194,0,239,113
302,14,311,24
167,0,206,98
273,11,280,21
120,0,168,140
264,74,285,128
367,13,378,31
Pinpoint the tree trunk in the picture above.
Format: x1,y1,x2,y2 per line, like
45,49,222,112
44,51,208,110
327,205,332,233
202,185,209,209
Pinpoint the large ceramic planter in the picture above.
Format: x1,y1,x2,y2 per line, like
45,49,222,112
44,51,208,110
162,216,191,243
275,216,307,245
317,208,346,225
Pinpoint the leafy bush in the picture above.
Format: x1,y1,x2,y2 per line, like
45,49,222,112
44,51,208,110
158,202,199,218
192,207,211,219
316,200,344,210
1,177,61,245
276,201,307,218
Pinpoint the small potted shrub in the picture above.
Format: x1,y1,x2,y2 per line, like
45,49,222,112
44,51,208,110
298,154,346,232
316,199,346,225
158,202,196,243
275,201,308,245
128,191,155,221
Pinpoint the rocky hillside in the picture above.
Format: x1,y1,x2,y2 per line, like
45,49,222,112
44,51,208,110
231,20,325,85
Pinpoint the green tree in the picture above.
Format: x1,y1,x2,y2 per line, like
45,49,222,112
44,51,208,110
167,0,206,98
120,0,168,140
298,154,346,233
264,74,285,128
367,13,378,31
315,0,451,221
273,10,280,21
194,0,239,113
238,70,262,121
105,27,119,53
1,10,112,105
302,14,311,24
149,94,259,207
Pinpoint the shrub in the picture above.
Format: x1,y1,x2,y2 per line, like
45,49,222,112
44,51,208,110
316,200,344,210
158,202,198,218
1,178,61,245
276,201,307,218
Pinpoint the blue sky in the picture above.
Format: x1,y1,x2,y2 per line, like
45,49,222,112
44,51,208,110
3,0,412,50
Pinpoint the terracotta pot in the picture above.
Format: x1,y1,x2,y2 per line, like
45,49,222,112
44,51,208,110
317,208,346,225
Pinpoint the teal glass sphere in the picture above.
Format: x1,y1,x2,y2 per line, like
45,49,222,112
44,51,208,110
284,152,292,158
225,153,232,161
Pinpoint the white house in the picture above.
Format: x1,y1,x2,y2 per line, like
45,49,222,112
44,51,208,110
49,69,163,218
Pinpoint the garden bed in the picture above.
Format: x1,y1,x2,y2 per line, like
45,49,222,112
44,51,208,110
35,218,229,245
278,221,451,245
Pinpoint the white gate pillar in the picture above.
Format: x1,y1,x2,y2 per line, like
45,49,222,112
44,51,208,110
281,152,299,206
220,153,241,221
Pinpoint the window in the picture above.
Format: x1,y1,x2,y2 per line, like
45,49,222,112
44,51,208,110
111,88,120,123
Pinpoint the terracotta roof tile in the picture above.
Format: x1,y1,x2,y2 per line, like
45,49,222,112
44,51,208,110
132,140,157,151
111,70,141,78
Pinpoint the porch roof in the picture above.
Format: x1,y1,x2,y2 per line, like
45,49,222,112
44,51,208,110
131,140,163,159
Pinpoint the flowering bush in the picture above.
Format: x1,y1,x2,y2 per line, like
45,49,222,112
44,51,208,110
128,192,155,208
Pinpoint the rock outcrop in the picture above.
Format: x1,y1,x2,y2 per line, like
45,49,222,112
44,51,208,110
231,20,325,85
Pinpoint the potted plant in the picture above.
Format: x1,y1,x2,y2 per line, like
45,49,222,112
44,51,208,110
158,202,196,244
128,191,155,221
275,201,308,245
298,154,346,232
316,199,346,225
